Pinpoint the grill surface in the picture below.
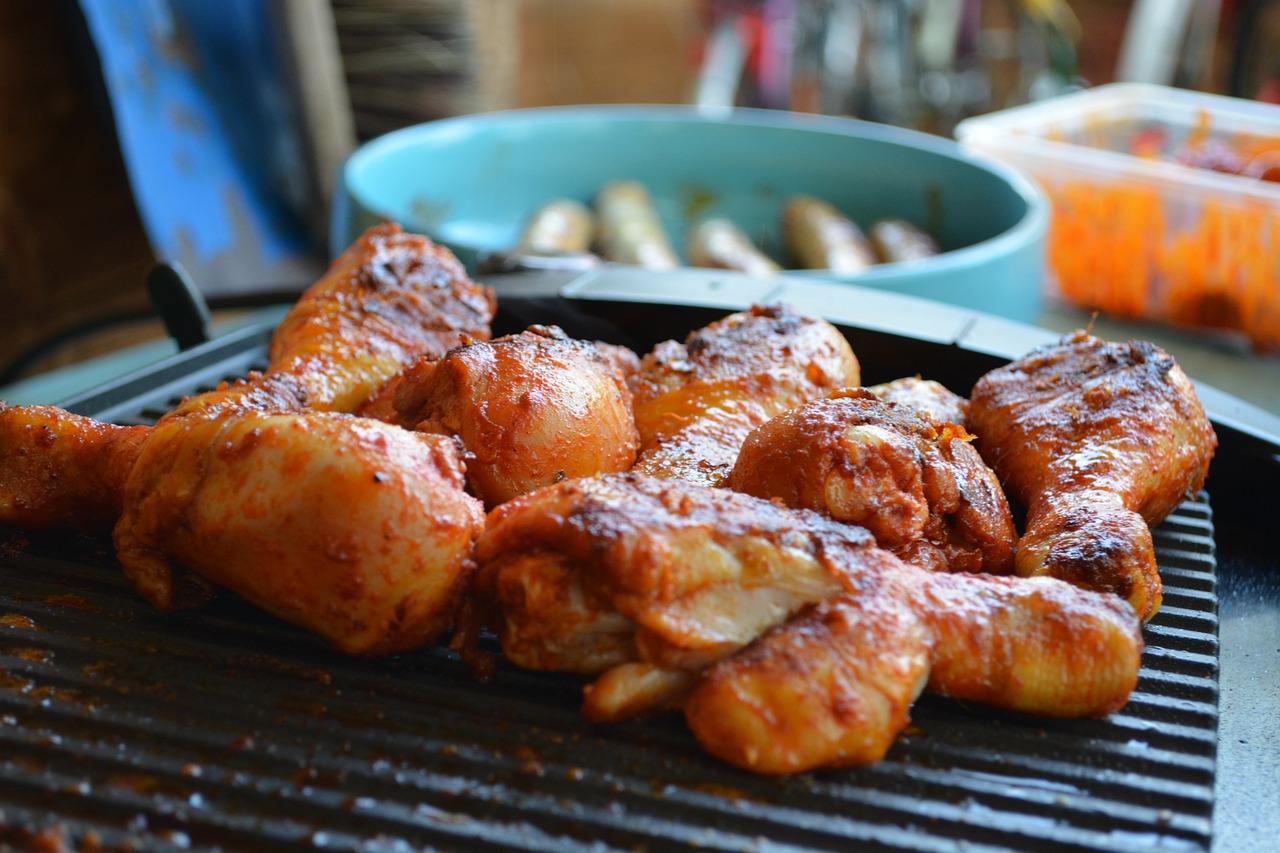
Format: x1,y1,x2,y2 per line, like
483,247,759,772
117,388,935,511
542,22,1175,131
0,315,1221,852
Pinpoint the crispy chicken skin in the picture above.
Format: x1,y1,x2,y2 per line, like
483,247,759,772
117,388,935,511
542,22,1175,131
164,223,496,420
968,331,1218,620
728,389,1015,573
469,473,1142,774
0,225,494,535
358,325,639,508
114,411,485,656
866,376,969,426
630,304,861,487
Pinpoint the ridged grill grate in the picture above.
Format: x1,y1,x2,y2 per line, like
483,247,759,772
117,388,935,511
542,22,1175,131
0,333,1219,852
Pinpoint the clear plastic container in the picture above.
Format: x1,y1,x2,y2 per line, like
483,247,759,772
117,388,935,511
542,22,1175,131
956,83,1280,352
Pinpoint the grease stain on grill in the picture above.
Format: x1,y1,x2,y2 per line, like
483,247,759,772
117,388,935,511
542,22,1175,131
45,593,95,612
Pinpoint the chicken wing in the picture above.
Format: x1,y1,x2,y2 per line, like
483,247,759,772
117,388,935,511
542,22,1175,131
469,473,1142,773
630,304,861,487
968,331,1218,620
1,224,492,535
357,325,640,508
727,389,1015,573
114,411,485,656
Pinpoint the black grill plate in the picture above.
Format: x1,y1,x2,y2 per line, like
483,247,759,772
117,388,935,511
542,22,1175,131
0,317,1220,852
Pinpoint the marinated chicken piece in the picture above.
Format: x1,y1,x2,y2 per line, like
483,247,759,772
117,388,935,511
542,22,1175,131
968,330,1218,620
686,596,932,772
470,473,1142,774
900,570,1142,718
631,304,861,487
114,411,485,656
470,472,851,679
165,222,496,420
867,376,969,426
592,341,643,392
0,224,494,535
727,389,1015,574
358,325,640,508
0,405,150,533
688,570,1141,774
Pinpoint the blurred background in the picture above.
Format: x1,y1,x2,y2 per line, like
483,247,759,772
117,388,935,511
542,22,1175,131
0,0,1271,385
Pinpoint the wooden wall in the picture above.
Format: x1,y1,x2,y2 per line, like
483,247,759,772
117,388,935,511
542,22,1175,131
0,3,158,383
471,0,704,110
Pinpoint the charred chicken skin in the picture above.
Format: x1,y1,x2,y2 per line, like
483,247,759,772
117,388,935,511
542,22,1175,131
114,411,485,656
968,330,1217,620
470,473,1143,774
728,389,1016,574
630,304,861,487
358,325,640,508
0,224,493,535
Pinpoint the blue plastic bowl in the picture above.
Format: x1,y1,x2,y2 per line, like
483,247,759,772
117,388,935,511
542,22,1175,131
332,105,1049,322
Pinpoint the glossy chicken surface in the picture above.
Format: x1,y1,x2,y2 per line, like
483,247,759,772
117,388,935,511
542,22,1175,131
867,376,970,426
164,223,496,420
968,330,1218,620
0,225,494,535
470,473,1142,774
687,595,931,771
0,405,150,533
358,325,639,508
114,411,485,656
728,389,1016,574
1,251,1208,777
690,568,1141,774
630,304,861,487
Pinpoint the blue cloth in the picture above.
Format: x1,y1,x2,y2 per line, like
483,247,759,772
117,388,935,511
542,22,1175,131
75,0,323,296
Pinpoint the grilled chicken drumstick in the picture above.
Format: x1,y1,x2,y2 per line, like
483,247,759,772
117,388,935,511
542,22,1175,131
631,304,860,487
0,224,494,534
358,325,640,508
0,405,150,534
689,566,1141,773
114,411,485,656
469,473,1143,774
728,389,1016,574
165,222,496,420
968,330,1217,620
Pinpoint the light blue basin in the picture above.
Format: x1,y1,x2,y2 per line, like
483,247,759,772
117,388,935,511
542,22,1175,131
332,105,1049,322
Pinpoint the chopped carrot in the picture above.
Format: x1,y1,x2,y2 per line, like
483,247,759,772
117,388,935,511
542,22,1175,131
1041,176,1280,352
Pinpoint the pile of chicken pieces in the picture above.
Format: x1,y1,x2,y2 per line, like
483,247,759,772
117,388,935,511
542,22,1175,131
0,224,1218,775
